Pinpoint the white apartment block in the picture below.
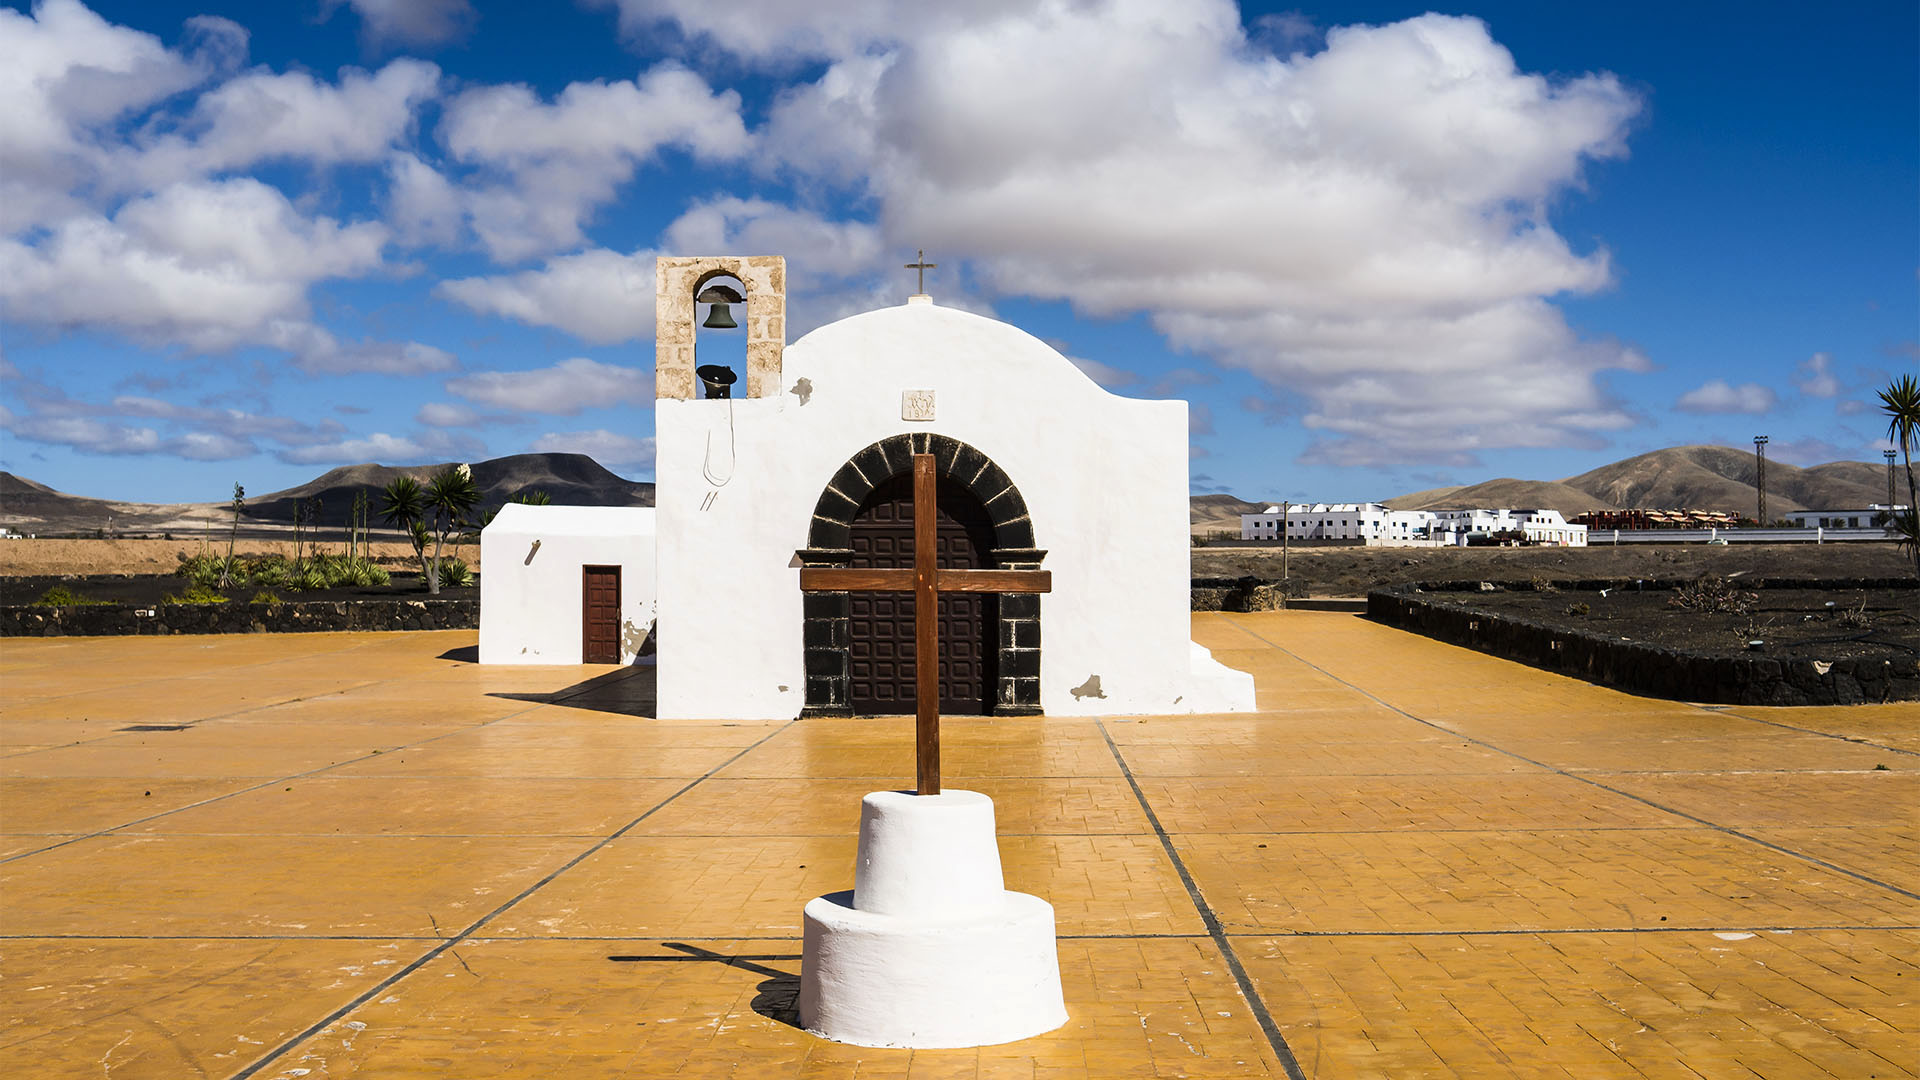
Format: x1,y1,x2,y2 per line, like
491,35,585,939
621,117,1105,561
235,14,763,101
1240,505,1586,546
1781,505,1909,529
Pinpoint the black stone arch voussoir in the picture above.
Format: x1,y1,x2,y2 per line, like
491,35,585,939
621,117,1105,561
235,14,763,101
807,433,1037,551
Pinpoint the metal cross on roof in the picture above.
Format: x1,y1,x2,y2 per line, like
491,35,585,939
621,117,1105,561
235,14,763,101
905,249,937,294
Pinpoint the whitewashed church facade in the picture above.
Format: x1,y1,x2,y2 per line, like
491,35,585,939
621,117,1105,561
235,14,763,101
647,256,1254,720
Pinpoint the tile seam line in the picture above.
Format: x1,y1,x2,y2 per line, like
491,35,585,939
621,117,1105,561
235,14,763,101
227,715,802,1080
1228,614,1920,904
0,629,486,753
0,668,650,865
0,632,398,716
13,923,1918,943
1096,717,1309,1080
1706,707,1920,758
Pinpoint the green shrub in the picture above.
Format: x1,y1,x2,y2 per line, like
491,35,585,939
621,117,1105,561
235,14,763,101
163,584,229,605
250,589,282,605
437,557,473,589
176,552,224,587
248,556,293,588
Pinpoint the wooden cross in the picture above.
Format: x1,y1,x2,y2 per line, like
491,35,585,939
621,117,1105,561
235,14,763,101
905,249,937,294
799,454,1051,795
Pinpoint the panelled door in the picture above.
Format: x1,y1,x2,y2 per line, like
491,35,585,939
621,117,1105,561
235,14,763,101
582,565,621,664
846,474,996,715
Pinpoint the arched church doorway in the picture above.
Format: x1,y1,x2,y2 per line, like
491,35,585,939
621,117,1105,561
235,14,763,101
798,433,1046,718
846,473,997,715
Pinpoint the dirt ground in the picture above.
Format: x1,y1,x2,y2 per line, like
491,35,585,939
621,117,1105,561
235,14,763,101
1192,541,1914,595
0,538,470,578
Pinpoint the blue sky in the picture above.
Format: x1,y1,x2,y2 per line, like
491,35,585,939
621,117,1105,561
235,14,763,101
1,0,1914,505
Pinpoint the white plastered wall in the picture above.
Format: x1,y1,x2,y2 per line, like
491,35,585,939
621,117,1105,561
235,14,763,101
654,301,1253,719
479,503,657,665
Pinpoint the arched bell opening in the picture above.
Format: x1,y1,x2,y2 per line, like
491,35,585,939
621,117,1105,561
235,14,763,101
797,432,1045,717
691,270,747,399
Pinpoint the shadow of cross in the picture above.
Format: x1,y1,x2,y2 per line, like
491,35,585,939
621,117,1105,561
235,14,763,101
800,453,1052,794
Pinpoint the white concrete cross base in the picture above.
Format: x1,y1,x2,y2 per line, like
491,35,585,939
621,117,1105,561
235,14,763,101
797,790,1069,1048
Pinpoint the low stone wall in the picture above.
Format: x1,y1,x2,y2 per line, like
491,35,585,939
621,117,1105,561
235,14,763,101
1367,585,1920,706
2,599,478,637
1190,576,1306,612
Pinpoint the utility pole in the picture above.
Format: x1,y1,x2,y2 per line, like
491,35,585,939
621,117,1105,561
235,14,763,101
1889,450,1899,519
1753,435,1769,526
1281,501,1290,586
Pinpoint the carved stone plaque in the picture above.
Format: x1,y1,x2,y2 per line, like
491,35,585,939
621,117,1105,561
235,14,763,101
901,389,936,421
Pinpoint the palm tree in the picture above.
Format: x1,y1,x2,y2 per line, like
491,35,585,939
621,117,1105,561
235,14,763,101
379,475,432,588
421,464,481,594
1878,374,1920,576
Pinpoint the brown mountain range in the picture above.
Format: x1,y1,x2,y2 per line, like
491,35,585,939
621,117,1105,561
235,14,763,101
0,453,653,535
1383,446,1893,519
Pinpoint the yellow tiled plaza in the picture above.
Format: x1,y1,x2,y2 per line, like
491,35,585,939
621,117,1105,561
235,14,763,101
2,613,1914,1078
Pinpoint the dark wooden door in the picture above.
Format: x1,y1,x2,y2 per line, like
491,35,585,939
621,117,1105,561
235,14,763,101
582,565,621,664
847,475,996,715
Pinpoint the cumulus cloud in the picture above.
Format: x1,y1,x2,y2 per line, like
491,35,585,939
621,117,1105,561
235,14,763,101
1065,355,1137,389
531,429,655,469
277,431,434,465
0,177,448,369
1676,379,1777,415
1792,352,1840,397
327,0,476,50
0,6,452,373
437,248,657,343
446,357,651,414
642,2,1646,466
1,380,346,462
439,64,750,260
416,402,479,427
126,59,441,188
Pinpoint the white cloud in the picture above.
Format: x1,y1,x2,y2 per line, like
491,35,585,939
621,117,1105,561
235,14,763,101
0,177,447,372
0,0,230,232
665,2,1648,465
1676,379,1778,415
446,357,651,414
4,414,162,456
416,402,479,427
531,428,655,469
1793,352,1840,397
127,59,441,188
278,432,433,465
439,64,750,260
436,248,657,343
1065,355,1137,389
329,0,476,49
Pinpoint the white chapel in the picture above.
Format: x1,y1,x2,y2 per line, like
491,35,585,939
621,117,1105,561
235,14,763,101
641,255,1254,720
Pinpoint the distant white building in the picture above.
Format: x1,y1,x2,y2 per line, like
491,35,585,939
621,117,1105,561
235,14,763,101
1240,503,1434,541
1781,505,1908,529
1240,504,1585,546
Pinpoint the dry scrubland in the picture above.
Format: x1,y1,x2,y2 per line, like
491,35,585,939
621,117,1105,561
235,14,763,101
0,538,465,578
3,538,1909,595
1190,542,1913,595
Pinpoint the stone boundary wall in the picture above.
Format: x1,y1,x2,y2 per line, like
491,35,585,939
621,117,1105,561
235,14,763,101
2,599,478,638
1366,581,1920,706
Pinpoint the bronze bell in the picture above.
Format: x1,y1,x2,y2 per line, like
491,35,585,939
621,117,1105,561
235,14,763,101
698,284,743,330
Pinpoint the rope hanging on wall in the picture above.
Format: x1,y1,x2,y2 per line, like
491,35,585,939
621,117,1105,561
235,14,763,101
702,395,736,487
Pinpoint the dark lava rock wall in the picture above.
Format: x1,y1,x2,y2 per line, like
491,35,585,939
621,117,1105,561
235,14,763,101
1368,586,1919,706
2,599,478,637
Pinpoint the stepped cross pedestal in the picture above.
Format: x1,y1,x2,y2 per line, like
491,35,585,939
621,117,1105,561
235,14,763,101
795,452,1068,1048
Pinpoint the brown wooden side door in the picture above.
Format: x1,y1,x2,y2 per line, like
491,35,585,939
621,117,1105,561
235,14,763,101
582,565,621,664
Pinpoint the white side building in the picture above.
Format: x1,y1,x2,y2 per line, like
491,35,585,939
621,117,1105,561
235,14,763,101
479,503,657,664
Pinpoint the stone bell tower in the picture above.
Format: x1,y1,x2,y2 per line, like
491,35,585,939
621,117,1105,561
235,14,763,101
654,256,786,399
